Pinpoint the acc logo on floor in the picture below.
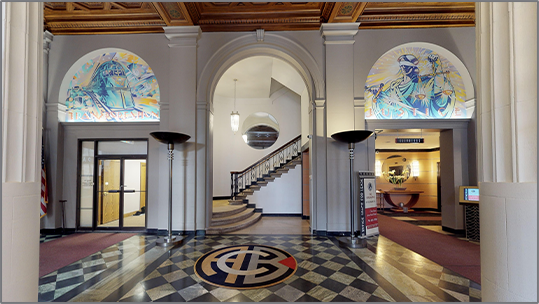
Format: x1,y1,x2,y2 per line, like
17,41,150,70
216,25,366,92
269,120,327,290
194,244,297,289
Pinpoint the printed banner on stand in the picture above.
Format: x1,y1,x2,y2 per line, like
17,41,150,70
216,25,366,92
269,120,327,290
358,172,379,236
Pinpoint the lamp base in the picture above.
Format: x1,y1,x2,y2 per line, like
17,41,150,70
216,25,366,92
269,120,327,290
337,236,367,248
156,236,184,248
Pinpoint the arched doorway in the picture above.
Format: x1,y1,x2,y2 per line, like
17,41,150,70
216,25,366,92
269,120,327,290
196,33,325,233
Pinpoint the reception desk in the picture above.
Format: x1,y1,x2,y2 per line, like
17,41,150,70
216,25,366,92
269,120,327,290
380,190,424,211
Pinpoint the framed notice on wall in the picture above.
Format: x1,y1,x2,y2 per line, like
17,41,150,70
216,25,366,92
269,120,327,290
358,172,379,237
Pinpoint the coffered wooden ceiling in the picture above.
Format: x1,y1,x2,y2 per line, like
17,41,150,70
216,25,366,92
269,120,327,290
44,2,475,35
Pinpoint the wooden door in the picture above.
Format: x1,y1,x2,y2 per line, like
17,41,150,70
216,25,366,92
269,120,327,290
100,159,121,224
140,162,146,209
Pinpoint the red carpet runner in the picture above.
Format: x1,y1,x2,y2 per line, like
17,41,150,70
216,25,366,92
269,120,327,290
377,214,481,284
39,233,137,277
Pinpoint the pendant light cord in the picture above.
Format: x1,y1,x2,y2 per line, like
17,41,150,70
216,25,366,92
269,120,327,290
234,79,237,111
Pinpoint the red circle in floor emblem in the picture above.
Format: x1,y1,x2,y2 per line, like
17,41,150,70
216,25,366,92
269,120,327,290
194,244,297,289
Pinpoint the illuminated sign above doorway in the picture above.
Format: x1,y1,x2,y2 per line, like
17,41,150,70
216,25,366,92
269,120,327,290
65,51,160,122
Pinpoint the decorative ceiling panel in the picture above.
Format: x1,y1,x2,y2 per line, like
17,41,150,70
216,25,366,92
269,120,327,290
358,2,475,29
43,2,475,35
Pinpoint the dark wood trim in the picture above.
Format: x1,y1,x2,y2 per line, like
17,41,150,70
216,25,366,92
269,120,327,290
261,213,302,217
213,196,231,200
441,226,466,235
40,228,76,235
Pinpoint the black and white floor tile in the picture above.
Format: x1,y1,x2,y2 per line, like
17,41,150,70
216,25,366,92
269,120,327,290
38,234,481,302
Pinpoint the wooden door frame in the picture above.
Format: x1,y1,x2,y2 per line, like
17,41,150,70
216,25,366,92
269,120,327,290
93,155,148,230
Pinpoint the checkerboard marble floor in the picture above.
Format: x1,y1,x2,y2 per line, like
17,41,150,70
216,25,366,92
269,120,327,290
38,234,481,302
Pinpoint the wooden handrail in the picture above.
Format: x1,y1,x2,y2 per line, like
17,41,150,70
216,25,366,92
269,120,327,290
230,135,301,175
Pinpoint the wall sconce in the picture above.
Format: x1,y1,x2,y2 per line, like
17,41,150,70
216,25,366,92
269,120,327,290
375,160,382,177
242,134,248,144
411,160,419,180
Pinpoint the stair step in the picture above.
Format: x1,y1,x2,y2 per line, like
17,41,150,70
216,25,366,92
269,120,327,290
207,213,262,234
211,208,255,226
276,168,289,173
270,172,282,177
264,176,275,181
257,181,268,185
228,199,244,205
213,204,246,218
250,185,261,190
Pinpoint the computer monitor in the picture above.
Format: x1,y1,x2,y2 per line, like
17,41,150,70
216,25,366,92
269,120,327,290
459,186,480,203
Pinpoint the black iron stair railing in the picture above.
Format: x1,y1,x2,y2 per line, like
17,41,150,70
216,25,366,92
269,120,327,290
231,135,302,200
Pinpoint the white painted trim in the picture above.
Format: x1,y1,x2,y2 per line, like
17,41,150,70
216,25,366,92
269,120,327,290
366,118,471,130
314,99,326,108
196,32,325,107
354,97,365,107
256,29,265,42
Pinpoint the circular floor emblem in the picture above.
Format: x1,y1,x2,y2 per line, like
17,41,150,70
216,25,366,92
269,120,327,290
194,244,297,289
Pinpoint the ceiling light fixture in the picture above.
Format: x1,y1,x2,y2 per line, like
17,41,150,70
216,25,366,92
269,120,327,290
230,79,240,134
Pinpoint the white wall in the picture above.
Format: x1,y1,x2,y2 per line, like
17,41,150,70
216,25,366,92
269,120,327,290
249,165,302,214
60,123,160,229
213,86,301,196
45,27,478,234
301,88,310,146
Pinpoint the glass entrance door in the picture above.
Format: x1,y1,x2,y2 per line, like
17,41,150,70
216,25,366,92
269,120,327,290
97,159,121,228
96,158,146,229
122,159,147,227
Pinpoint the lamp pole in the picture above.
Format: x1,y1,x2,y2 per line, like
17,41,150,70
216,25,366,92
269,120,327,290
331,130,374,248
150,131,190,248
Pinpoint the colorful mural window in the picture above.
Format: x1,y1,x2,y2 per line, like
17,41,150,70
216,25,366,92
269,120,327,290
66,51,160,122
365,46,466,119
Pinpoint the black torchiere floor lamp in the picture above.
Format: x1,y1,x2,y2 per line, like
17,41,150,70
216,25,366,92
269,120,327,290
150,131,191,247
331,130,374,248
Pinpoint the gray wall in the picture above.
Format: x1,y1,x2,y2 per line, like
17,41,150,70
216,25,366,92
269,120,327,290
43,26,477,232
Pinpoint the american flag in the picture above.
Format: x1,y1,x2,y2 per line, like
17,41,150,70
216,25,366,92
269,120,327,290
40,146,48,218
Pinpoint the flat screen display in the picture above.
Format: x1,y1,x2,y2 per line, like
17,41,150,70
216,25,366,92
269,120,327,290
459,186,480,203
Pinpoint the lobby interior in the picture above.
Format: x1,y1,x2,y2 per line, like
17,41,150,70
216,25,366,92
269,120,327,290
2,2,537,302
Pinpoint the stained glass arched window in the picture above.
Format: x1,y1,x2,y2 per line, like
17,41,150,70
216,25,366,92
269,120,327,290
64,50,160,122
364,43,474,119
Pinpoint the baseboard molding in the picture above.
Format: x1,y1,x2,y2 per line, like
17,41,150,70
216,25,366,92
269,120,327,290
313,230,327,236
327,231,352,237
301,215,310,220
40,228,76,235
262,213,302,217
441,226,465,235
145,229,204,236
213,196,231,200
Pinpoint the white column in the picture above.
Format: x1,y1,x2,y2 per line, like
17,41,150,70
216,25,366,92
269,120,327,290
321,23,364,233
2,2,43,301
42,29,65,230
476,2,537,302
312,99,327,233
42,31,53,125
162,26,201,232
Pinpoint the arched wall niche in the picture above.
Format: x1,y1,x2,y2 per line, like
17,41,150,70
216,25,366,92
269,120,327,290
58,48,161,122
197,33,325,109
364,42,475,119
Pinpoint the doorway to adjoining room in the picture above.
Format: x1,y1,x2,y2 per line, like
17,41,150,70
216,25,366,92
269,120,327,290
78,140,148,231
